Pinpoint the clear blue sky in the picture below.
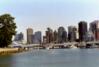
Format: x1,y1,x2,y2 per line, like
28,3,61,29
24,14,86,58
0,0,99,36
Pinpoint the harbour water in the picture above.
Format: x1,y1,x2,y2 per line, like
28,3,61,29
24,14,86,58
0,49,99,67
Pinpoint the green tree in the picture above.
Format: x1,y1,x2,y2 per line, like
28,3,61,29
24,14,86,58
0,14,17,47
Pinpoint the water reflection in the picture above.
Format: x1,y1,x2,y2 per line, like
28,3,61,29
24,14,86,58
0,49,99,67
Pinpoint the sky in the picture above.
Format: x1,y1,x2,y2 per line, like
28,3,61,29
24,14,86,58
0,0,99,39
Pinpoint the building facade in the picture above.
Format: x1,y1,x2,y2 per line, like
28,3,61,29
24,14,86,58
27,28,33,44
53,30,58,43
33,31,42,44
45,28,54,43
58,27,67,43
68,26,77,42
14,32,24,42
78,21,87,41
90,20,99,41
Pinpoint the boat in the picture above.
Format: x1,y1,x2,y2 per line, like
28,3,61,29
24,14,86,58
46,47,50,50
70,45,78,49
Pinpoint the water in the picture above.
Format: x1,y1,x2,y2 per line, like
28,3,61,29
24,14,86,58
0,49,99,67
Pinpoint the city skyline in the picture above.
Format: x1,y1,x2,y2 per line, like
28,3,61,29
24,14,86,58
15,20,99,44
0,0,99,35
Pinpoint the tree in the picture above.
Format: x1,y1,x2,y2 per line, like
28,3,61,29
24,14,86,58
0,14,17,47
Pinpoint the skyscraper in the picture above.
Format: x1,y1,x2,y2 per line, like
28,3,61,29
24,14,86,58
78,21,87,41
45,28,54,43
68,26,77,42
43,36,47,44
58,27,67,43
53,30,58,43
14,32,24,42
86,31,94,41
27,28,33,44
90,20,99,40
33,31,42,44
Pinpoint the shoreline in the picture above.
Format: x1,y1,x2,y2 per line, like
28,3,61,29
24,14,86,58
0,48,25,55
0,47,99,55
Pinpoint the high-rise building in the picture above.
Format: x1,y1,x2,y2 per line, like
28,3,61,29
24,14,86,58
86,31,94,41
33,31,42,44
53,30,58,43
27,28,33,44
68,26,77,42
78,21,87,41
90,20,99,40
14,32,24,42
45,28,54,43
43,36,47,44
58,27,67,43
